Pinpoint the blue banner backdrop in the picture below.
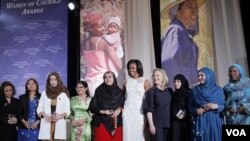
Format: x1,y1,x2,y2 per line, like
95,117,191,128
0,0,68,97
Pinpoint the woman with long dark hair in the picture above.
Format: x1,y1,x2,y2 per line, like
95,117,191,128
18,78,41,141
70,80,92,141
37,71,70,141
0,81,19,141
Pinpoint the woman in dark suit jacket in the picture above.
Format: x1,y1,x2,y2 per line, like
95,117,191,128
0,81,19,141
17,78,41,141
144,68,172,141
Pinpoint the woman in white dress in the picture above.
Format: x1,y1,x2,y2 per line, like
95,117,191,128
122,59,151,141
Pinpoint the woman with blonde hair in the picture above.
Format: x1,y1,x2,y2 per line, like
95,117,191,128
144,68,172,141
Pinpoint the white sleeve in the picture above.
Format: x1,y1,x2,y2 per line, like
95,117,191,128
63,93,71,118
37,91,45,115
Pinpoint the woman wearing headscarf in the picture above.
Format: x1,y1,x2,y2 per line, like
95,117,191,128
224,64,250,125
88,71,124,141
171,74,191,141
189,67,225,141
161,0,206,88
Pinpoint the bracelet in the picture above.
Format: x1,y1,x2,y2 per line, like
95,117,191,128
117,107,122,112
39,113,44,118
61,113,67,119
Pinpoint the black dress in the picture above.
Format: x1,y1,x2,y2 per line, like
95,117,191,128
171,74,191,141
144,86,172,141
0,96,19,141
88,82,124,135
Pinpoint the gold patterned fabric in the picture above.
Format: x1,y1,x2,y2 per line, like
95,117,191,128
50,99,57,141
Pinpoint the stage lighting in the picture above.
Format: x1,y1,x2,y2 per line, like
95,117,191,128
68,2,76,10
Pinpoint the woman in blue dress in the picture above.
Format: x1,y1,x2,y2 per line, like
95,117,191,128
17,78,41,141
189,67,225,141
224,64,250,125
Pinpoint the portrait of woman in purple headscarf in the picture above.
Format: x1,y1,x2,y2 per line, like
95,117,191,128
161,0,206,88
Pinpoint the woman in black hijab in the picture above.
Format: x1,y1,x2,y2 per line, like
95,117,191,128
88,71,124,141
171,74,191,141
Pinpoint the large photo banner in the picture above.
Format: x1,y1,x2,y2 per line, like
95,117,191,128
160,0,213,88
80,0,125,96
0,0,68,97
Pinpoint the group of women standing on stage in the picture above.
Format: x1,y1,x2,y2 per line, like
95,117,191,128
1,61,250,141
86,61,250,141
0,72,71,141
0,58,149,141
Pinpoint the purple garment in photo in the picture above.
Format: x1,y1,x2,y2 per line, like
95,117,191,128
161,18,199,88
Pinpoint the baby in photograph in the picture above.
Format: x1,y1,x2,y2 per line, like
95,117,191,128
103,16,124,77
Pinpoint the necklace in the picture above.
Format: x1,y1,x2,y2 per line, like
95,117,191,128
78,95,88,105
